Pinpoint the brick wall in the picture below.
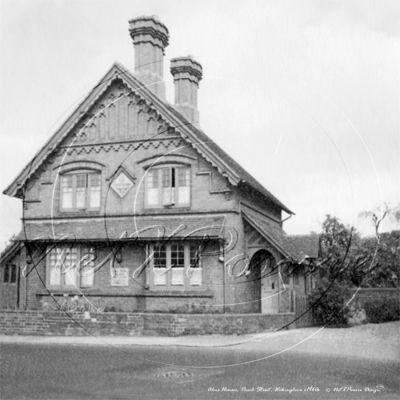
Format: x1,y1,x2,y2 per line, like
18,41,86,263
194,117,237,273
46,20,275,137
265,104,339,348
0,310,296,336
350,288,399,306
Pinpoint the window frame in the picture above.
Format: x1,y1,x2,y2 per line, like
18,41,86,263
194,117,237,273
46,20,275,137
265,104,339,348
148,242,202,290
46,245,96,289
60,170,101,212
145,165,191,209
3,264,17,284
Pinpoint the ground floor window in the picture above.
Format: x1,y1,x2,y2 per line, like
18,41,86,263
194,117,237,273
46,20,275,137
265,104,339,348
47,245,95,288
149,242,202,289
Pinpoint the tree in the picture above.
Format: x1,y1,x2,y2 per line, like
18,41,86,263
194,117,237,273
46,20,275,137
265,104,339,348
310,207,399,325
359,231,399,288
319,215,367,285
358,203,400,287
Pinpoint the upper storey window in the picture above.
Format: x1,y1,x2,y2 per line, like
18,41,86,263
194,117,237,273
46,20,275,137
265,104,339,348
146,167,190,208
61,172,101,211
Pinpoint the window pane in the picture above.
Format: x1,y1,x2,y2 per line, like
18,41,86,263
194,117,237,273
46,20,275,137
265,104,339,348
162,167,173,204
10,265,17,283
64,247,78,286
171,244,184,285
162,168,171,187
162,187,173,205
189,245,202,285
147,170,159,206
171,244,185,267
177,169,190,204
89,174,101,208
61,176,73,209
153,245,166,285
190,269,202,286
147,169,159,188
49,248,62,285
153,245,167,267
177,168,190,186
148,188,159,206
80,248,95,287
190,246,200,268
76,174,87,209
171,268,184,285
153,268,166,285
3,265,10,283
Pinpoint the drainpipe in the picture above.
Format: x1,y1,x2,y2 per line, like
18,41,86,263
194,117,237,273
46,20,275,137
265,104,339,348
222,240,226,314
16,264,20,309
282,213,293,225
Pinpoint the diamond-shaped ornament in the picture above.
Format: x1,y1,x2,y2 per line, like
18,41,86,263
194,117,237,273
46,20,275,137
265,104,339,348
111,172,134,198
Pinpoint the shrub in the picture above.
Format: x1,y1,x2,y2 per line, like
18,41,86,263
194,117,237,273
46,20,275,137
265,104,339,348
309,278,351,326
345,301,367,326
364,298,400,323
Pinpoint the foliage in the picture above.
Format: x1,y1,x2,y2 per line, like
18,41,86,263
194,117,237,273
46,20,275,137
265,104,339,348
359,231,399,288
319,212,399,288
319,215,368,286
312,208,399,325
309,278,351,326
43,295,104,313
364,297,400,323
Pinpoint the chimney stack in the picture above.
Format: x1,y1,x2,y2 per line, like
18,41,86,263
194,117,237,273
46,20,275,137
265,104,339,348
129,16,169,99
170,56,203,126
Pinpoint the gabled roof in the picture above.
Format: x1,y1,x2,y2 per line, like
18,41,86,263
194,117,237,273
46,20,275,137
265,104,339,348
3,62,292,214
241,204,319,262
242,205,302,260
0,241,22,265
287,234,320,259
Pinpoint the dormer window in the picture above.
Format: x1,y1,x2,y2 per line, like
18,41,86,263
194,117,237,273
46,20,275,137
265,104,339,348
146,166,190,208
61,172,101,211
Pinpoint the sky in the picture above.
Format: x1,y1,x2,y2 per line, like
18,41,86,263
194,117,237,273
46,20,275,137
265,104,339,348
1,0,399,250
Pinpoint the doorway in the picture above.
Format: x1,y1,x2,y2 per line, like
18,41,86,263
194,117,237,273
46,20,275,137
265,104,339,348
250,250,279,314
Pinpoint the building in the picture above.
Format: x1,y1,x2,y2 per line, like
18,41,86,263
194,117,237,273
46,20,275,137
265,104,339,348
1,16,318,315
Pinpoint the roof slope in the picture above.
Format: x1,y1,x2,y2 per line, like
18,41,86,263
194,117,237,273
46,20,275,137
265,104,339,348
287,234,320,258
3,62,292,214
241,204,319,261
242,205,301,260
0,241,22,264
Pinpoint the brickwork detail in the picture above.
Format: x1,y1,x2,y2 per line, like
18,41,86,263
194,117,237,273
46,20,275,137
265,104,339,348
0,310,295,336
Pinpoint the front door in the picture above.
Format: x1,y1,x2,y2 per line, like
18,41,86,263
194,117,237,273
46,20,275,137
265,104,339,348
261,260,279,314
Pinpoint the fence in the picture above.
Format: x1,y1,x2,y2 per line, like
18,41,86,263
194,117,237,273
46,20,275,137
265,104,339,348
294,293,313,328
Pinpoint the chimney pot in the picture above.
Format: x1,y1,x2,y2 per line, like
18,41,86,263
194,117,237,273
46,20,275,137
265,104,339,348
129,16,169,99
170,56,203,126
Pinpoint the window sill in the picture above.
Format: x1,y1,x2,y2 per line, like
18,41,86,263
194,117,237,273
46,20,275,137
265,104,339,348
38,287,97,294
143,207,191,213
36,289,213,298
58,210,101,217
137,289,213,297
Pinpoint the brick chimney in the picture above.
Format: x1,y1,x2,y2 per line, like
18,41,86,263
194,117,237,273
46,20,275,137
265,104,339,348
170,56,203,126
129,16,169,99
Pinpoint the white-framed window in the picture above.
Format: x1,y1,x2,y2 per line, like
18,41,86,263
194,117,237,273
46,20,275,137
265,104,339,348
145,166,190,208
47,245,95,288
61,172,101,211
149,242,202,289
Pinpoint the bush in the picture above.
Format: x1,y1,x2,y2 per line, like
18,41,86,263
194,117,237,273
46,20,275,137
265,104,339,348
364,298,400,323
309,278,351,326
